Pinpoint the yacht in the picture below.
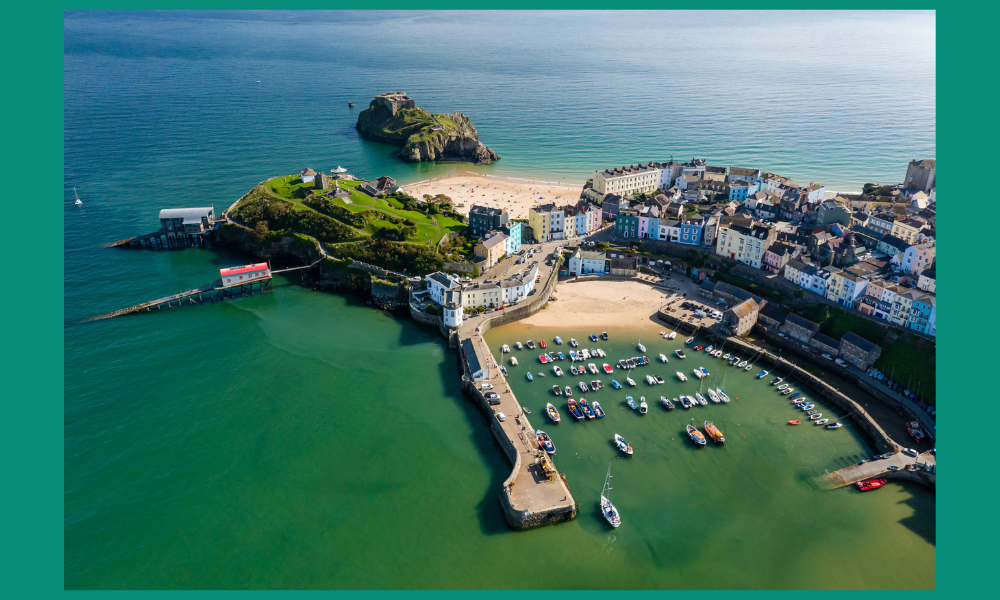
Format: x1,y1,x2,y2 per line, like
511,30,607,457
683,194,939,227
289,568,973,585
626,375,637,386
686,424,707,446
659,353,669,363
546,402,560,423
706,388,720,403
601,465,621,528
536,430,556,454
639,398,648,414
676,371,688,382
660,396,675,410
717,389,730,403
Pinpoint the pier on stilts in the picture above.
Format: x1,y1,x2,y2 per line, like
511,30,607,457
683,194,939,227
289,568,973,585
88,259,323,321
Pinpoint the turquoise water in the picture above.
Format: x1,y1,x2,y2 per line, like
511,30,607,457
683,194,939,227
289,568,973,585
64,11,935,589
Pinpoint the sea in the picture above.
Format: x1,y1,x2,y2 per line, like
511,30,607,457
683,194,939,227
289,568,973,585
64,10,936,589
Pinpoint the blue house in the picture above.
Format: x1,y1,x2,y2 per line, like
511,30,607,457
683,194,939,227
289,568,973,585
503,221,522,253
615,208,640,238
679,216,704,245
728,181,761,202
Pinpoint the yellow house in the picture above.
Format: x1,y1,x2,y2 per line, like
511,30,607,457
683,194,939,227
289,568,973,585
890,218,925,244
474,232,507,269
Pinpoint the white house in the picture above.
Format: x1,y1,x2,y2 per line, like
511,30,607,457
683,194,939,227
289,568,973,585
657,219,681,242
426,271,462,305
300,168,316,183
220,263,271,287
568,249,607,276
443,289,463,328
593,163,660,197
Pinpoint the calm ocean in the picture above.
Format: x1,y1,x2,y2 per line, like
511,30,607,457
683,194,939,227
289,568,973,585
64,11,935,589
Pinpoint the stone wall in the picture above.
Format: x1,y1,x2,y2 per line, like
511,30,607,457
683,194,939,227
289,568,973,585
472,257,563,338
443,261,476,275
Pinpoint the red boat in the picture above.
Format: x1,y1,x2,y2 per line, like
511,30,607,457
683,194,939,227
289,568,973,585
540,339,548,348
788,420,801,425
855,478,887,492
693,344,705,351
539,354,549,364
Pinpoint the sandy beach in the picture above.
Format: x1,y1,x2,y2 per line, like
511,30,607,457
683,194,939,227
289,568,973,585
519,280,672,331
403,172,584,219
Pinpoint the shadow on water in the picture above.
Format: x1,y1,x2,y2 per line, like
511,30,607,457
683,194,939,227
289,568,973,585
431,340,509,536
896,482,936,546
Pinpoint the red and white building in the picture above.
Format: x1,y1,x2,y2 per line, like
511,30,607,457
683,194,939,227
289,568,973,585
220,263,271,287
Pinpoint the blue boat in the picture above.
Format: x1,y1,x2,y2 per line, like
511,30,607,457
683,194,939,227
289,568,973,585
554,336,563,345
527,372,533,381
611,380,622,390
569,350,578,360
590,334,598,342
791,392,801,399
500,366,507,376
558,352,566,361
626,396,638,410
700,367,710,376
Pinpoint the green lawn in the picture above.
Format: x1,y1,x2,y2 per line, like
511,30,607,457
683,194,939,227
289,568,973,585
261,174,466,246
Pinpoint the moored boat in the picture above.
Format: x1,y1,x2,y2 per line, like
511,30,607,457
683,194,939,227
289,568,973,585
567,399,585,420
738,360,748,368
511,357,518,366
692,369,705,379
686,424,707,446
526,340,535,349
552,385,562,396
679,396,692,409
685,337,695,346
579,399,597,420
695,392,706,405
557,352,566,361
723,353,731,359
502,344,510,353
778,383,789,390
515,341,523,350
717,389,730,403
654,374,664,384
614,433,633,456
704,421,725,443
706,388,720,403
601,332,609,340
626,375,637,386
676,371,688,382
536,430,556,454
645,374,656,385
500,366,507,376
788,420,801,425
570,338,579,347
554,336,563,345
694,344,705,351
590,334,598,342
809,413,823,420
590,380,603,390
554,366,564,377
661,396,675,410
593,401,606,418
800,404,815,410
700,367,710,376
705,345,714,353
756,370,769,378
570,366,579,375
611,379,622,389
771,377,784,386
601,465,621,527
546,403,561,423
659,353,669,363
540,340,547,348
626,395,638,410
667,332,677,339
781,389,792,395
527,372,533,381
588,363,599,375
539,354,549,364
603,363,614,374
815,418,829,425
639,397,648,414
825,421,842,429
579,381,590,393
675,349,686,359
565,386,572,396
856,478,887,492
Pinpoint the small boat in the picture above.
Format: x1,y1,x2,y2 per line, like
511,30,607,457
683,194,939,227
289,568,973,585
603,363,614,374
626,396,638,410
536,430,556,454
523,407,531,414
593,401,606,418
706,388,720,403
855,478,887,492
567,399,585,420
511,357,518,366
791,392,801,399
645,374,656,385
792,398,807,404
756,370,769,378
554,337,563,345
553,366,564,377
580,399,597,420
500,366,507,376
591,380,603,391
695,392,706,405
539,354,549,364
515,342,523,350
659,353,669,363
637,343,646,353
661,396,675,410
714,350,723,357
538,372,545,377
526,340,535,349
738,360,748,368
777,383,789,390
639,398,648,414
676,372,688,382
704,421,725,443
527,372,533,381
570,366,579,375
717,389,730,403
654,375,665,384
694,344,705,351
601,465,621,527
723,353,731,359
74,187,83,206
806,409,818,415
580,349,591,360
540,340,547,349
570,338,579,347
809,413,823,420
602,332,609,340
557,352,566,361
907,421,926,443
626,376,636,387
700,367,710,377
781,389,792,395
579,381,590,393
770,377,784,386
800,404,815,411
565,386,573,396
675,350,686,359
815,418,829,425
546,403,561,422
679,396,692,409
730,357,740,366
502,344,510,353
692,369,705,379
590,334,598,342
569,351,578,362
686,424,707,446
552,385,563,396
614,434,633,456
588,363,599,375
705,345,714,353
685,337,695,346
667,332,677,339
611,380,622,389
825,422,842,429
788,420,801,425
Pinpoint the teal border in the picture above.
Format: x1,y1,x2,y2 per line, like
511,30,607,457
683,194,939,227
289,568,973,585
12,2,987,596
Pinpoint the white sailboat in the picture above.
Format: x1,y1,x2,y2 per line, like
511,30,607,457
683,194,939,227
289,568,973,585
637,329,646,353
601,465,621,528
74,187,82,206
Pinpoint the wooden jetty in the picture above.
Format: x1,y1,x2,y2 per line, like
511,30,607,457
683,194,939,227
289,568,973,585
88,259,324,321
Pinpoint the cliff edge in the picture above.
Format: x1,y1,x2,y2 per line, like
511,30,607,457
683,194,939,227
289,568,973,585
355,93,500,165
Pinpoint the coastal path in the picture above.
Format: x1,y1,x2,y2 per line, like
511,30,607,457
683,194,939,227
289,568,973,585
817,450,936,489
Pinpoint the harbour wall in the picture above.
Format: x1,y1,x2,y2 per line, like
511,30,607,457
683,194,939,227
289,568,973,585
471,255,563,338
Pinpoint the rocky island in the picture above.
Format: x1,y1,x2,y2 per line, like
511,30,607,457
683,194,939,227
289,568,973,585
356,92,500,165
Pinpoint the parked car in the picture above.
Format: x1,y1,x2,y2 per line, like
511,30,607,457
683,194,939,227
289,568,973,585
487,398,501,406
834,358,847,367
778,332,786,338
484,392,499,400
902,448,919,457
810,348,822,356
481,383,494,390
496,412,506,422
821,353,833,361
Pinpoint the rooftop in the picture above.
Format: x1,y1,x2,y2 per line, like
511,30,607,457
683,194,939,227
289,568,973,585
785,312,819,332
842,331,879,353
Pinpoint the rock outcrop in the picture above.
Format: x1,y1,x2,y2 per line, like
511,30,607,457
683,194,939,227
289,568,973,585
356,96,500,165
